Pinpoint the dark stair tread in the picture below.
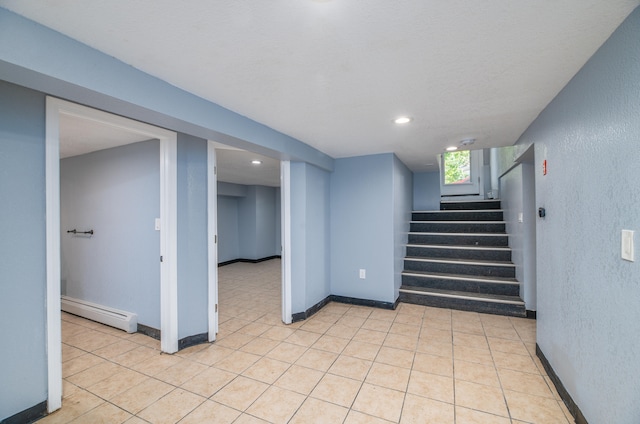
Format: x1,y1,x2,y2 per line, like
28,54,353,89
410,231,507,235
440,200,502,210
410,220,506,224
401,270,519,284
400,286,524,305
440,199,500,203
406,243,511,251
413,209,504,213
404,256,515,267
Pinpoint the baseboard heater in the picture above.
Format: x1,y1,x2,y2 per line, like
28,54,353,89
61,295,137,333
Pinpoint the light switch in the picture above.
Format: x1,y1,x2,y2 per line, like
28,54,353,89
359,269,366,279
621,230,634,262
518,212,524,223
155,218,161,231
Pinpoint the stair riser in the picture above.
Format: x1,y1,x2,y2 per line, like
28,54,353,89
404,260,516,278
440,201,501,210
412,211,503,221
402,275,520,296
410,222,505,233
399,291,526,317
408,234,509,247
406,246,511,262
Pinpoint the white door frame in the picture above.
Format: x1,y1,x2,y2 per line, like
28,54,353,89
45,98,178,412
281,161,292,324
440,149,483,197
207,142,219,341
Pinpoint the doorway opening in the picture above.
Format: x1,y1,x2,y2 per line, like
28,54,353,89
45,98,178,412
212,145,290,340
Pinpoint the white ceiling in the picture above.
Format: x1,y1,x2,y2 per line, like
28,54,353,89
216,148,281,187
4,0,638,172
59,113,150,159
60,113,280,186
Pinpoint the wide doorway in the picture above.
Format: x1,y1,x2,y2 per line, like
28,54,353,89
45,98,178,412
213,145,288,337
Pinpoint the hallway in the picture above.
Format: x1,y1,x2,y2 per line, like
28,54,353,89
42,260,573,423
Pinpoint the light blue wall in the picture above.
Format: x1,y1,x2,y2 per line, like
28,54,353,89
290,162,331,313
304,164,331,309
0,7,333,172
238,187,258,259
218,181,248,197
393,156,413,295
217,182,280,263
0,81,47,420
238,185,279,260
177,134,208,339
60,140,161,328
521,162,536,310
499,163,537,311
217,196,240,263
255,186,278,259
217,182,245,263
275,189,281,255
330,154,396,303
413,171,440,210
514,7,640,423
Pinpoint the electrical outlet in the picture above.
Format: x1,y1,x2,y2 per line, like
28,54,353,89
359,269,366,279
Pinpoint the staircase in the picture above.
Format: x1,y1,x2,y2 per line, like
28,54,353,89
399,199,526,317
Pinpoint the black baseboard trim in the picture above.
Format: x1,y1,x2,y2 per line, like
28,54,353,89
536,344,588,424
292,295,332,323
1,400,47,424
218,256,281,267
178,332,209,351
291,295,399,323
526,310,537,319
137,323,161,340
330,294,399,310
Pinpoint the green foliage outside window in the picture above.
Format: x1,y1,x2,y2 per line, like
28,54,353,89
444,151,471,184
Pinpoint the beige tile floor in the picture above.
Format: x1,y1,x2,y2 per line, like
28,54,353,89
40,259,575,423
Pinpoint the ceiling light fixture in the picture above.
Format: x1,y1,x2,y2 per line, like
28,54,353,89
446,146,458,151
394,116,412,124
459,138,476,146
251,160,262,165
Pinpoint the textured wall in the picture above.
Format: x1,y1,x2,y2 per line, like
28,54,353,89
217,182,280,263
237,185,279,260
515,7,640,423
303,164,331,308
290,162,331,313
0,81,47,420
177,134,208,339
330,154,395,303
499,163,537,310
412,171,440,210
254,186,278,259
217,196,240,263
393,155,413,299
61,140,161,328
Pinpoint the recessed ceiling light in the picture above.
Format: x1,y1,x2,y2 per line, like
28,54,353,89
446,146,458,151
394,116,412,124
251,160,262,165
